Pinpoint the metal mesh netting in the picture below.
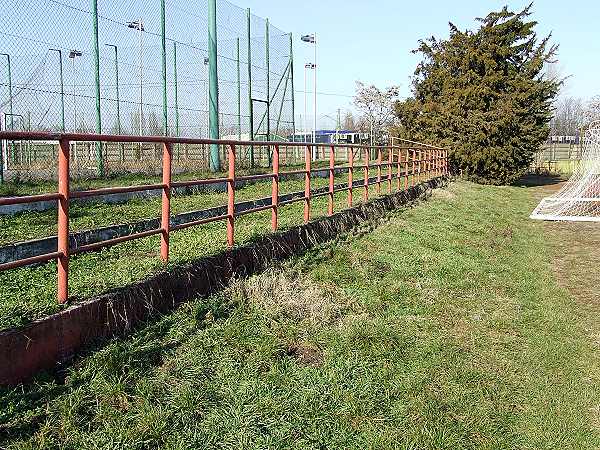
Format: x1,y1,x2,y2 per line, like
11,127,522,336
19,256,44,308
531,121,600,222
0,0,295,179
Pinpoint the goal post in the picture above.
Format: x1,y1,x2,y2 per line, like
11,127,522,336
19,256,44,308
531,120,600,222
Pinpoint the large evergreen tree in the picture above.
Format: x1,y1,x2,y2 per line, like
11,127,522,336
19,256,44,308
395,4,560,184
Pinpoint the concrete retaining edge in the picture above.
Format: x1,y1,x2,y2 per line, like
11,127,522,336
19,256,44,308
0,176,449,385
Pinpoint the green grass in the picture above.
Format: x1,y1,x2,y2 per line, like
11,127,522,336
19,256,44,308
0,166,387,329
2,180,600,448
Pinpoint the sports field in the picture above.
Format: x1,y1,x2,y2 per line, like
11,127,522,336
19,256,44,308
2,177,599,449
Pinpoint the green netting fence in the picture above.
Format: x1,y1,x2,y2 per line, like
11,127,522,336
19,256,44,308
0,0,296,180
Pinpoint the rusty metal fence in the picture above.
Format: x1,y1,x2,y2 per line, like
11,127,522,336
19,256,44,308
0,131,448,304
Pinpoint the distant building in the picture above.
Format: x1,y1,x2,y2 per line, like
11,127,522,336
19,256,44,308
289,130,369,144
548,135,580,145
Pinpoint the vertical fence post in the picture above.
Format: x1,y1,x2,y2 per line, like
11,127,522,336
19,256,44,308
420,149,423,182
348,146,353,207
445,150,449,175
304,145,311,223
160,141,172,262
272,144,279,231
388,147,393,193
441,150,444,175
57,138,70,304
411,149,416,187
404,149,409,190
363,147,369,202
227,144,236,247
397,148,402,191
376,147,382,195
328,144,335,215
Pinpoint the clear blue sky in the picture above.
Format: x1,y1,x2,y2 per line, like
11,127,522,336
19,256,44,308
243,0,600,128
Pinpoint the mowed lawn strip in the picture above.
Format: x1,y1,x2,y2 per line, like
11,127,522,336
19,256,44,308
2,180,599,448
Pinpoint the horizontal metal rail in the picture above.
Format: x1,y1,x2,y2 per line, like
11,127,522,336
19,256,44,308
0,132,450,304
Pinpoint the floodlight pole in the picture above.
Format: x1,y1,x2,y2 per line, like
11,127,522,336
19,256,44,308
313,33,317,156
304,65,307,143
266,19,271,164
266,19,270,141
301,33,317,159
236,37,241,141
49,49,65,132
246,8,254,167
289,33,296,141
208,0,220,172
138,20,143,137
92,0,104,177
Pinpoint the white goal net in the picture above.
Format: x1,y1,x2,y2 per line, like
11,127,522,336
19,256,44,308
531,120,600,222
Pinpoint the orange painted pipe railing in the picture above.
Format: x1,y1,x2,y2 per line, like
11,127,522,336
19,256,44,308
0,131,449,304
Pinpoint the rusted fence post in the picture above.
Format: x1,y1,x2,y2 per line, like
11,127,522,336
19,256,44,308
227,144,235,247
411,148,416,187
364,147,369,202
376,148,382,195
397,148,402,191
57,138,70,304
348,146,353,207
404,148,409,190
272,144,279,231
328,145,335,216
445,150,449,175
418,149,422,183
426,149,430,180
160,141,172,262
388,147,393,193
304,144,311,223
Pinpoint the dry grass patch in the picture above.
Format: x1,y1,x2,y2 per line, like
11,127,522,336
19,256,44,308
228,268,354,325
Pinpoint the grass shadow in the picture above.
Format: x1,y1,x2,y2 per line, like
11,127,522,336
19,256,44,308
513,173,565,188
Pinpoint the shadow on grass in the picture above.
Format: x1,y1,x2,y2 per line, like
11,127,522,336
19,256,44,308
513,173,565,188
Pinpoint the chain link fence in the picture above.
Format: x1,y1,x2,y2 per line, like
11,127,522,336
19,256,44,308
0,0,295,181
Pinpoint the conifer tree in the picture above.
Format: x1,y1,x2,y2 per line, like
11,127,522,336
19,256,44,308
395,4,560,184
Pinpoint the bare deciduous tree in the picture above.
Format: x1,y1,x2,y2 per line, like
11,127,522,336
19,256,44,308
353,81,400,144
550,96,585,136
584,96,600,125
